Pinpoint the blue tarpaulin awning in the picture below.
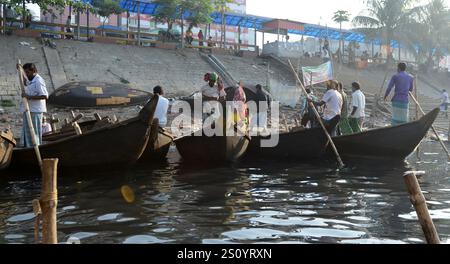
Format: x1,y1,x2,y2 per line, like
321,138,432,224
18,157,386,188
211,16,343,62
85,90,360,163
80,0,397,47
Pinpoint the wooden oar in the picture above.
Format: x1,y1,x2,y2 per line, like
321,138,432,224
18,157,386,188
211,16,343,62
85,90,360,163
288,60,345,168
409,91,450,161
17,60,43,169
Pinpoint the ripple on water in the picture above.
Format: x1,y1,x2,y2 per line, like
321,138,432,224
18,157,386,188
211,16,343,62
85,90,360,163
4,234,26,240
123,235,174,244
222,228,288,241
291,228,366,239
341,238,406,244
97,213,121,221
250,216,329,227
399,208,450,220
7,213,35,223
69,232,98,240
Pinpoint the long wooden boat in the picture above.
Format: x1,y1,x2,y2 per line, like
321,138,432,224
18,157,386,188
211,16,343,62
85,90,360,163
245,126,329,160
331,108,439,160
43,117,175,163
9,95,159,171
0,130,16,170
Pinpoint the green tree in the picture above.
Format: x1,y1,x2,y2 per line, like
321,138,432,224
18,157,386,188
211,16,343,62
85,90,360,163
353,0,414,65
92,0,122,35
404,0,450,70
332,10,351,60
213,0,236,48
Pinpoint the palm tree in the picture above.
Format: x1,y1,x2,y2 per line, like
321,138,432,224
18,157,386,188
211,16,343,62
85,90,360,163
213,0,236,48
353,0,413,65
404,0,450,70
332,10,351,60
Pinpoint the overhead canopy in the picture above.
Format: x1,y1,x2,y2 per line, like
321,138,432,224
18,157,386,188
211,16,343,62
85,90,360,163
80,0,397,47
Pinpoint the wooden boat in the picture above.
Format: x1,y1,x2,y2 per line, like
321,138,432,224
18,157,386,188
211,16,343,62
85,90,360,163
138,119,175,162
246,108,439,162
43,117,175,163
0,130,16,170
9,95,159,171
331,108,440,160
245,127,329,160
175,109,250,163
48,81,151,108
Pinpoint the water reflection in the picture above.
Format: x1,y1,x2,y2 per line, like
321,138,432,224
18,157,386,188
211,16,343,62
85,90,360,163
0,142,449,244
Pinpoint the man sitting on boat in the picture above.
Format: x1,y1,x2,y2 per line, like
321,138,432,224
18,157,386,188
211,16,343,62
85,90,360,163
18,63,49,147
201,73,226,121
250,84,271,131
310,80,343,136
384,63,414,125
153,85,169,127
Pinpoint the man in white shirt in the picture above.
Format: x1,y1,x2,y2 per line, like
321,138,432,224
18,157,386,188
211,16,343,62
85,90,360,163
201,73,226,121
19,63,49,147
311,80,343,136
153,86,169,127
349,82,366,133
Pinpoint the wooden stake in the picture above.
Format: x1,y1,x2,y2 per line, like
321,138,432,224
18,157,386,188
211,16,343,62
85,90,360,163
404,171,440,244
409,92,450,161
17,60,43,169
288,59,345,168
41,159,58,244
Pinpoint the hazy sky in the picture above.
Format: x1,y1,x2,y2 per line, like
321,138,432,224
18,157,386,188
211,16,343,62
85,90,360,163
247,0,450,29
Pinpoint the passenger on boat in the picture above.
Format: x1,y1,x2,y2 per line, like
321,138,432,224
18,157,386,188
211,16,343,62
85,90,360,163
337,82,352,135
349,82,366,133
300,88,319,128
153,85,169,127
250,84,271,131
233,81,247,127
310,80,342,136
201,73,226,121
18,63,49,147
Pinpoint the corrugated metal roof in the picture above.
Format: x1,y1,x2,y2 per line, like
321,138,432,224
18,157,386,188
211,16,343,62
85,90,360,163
80,0,398,47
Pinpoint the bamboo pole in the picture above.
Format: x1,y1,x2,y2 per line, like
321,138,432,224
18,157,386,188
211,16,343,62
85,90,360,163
288,59,345,168
409,92,450,161
414,77,420,159
404,171,440,244
41,159,58,244
17,60,43,169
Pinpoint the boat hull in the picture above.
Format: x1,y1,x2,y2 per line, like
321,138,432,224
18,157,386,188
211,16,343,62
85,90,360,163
245,127,328,160
0,130,16,170
176,133,250,163
331,108,439,160
10,96,159,171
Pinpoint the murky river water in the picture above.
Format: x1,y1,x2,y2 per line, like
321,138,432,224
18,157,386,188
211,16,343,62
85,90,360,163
1,141,449,244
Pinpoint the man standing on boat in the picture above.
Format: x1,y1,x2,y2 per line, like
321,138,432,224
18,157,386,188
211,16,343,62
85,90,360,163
153,86,169,127
201,73,226,121
310,80,343,136
18,63,49,147
384,63,414,125
349,82,366,133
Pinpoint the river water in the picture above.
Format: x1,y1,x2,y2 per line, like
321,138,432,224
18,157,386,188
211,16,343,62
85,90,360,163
1,141,449,244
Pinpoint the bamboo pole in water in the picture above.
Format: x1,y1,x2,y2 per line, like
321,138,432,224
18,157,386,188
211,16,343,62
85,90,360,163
409,92,450,161
41,159,58,244
404,171,440,244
